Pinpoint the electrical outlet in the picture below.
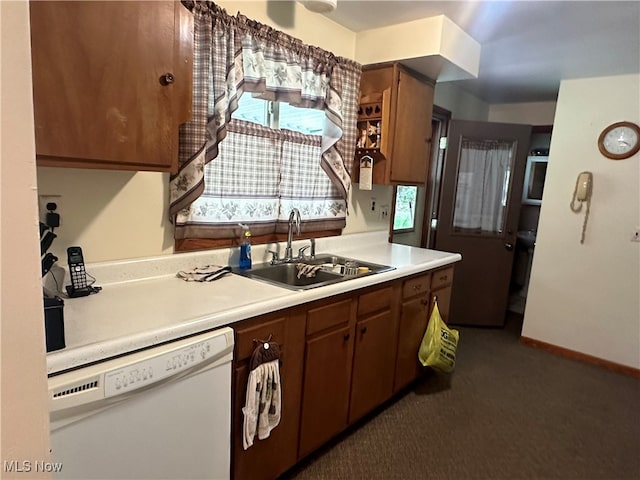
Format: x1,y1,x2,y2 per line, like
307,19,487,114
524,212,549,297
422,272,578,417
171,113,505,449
632,227,640,243
379,205,389,220
369,197,376,212
38,194,62,226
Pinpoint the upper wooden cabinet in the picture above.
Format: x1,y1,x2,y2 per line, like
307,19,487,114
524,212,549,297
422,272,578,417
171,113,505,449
29,1,193,173
353,63,434,185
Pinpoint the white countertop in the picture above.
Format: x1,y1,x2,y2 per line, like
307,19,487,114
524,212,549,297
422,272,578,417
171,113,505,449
46,231,461,375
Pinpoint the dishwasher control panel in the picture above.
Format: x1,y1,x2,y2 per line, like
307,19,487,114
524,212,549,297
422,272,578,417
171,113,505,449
104,334,225,398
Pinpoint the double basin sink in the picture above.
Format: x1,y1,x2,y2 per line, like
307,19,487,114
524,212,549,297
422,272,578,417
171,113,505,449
233,254,395,291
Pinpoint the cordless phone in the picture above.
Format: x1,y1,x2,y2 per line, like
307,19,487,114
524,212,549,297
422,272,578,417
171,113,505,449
66,246,92,297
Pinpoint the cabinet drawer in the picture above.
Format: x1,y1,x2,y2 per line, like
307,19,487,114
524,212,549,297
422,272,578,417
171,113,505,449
306,299,353,336
402,273,431,299
357,286,393,317
431,266,454,290
235,316,287,362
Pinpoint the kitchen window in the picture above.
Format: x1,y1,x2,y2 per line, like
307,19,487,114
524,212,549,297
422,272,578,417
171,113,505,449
170,3,361,250
234,95,325,135
393,185,418,232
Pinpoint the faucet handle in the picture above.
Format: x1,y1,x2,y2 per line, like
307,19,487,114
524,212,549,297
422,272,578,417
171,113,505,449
267,250,280,264
297,245,310,260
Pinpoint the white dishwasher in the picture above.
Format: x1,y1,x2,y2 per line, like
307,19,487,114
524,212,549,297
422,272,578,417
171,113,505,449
48,327,234,480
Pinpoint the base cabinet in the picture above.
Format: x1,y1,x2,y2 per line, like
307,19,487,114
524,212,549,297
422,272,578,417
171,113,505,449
298,298,356,458
231,265,454,480
349,285,399,423
231,311,305,480
394,272,432,392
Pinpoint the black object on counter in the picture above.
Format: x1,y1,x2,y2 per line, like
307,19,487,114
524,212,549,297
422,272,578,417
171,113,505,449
44,296,65,352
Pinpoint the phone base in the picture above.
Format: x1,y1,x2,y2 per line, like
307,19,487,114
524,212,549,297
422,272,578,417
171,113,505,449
66,285,93,298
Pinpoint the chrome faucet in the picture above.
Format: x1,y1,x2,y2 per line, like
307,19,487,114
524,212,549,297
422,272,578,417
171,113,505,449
284,208,301,262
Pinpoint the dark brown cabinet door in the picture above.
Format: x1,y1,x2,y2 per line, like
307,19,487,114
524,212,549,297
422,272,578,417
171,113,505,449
298,325,354,459
231,312,305,480
390,69,433,184
29,1,192,172
349,309,396,423
394,295,429,392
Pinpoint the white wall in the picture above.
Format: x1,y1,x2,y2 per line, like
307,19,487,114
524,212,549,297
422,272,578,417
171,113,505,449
1,1,52,475
434,82,489,121
522,74,640,369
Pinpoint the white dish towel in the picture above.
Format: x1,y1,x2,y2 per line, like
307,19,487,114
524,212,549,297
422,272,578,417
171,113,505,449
242,359,282,450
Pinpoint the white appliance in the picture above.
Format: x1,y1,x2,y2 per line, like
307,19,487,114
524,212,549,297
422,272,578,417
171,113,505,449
48,327,234,479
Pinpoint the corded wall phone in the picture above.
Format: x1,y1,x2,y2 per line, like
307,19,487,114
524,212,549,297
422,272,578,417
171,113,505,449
570,171,593,244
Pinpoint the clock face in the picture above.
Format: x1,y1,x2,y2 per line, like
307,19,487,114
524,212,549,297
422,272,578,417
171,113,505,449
603,126,638,155
598,122,640,159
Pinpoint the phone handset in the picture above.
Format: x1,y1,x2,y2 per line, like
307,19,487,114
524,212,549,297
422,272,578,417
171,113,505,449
66,246,101,297
570,171,593,244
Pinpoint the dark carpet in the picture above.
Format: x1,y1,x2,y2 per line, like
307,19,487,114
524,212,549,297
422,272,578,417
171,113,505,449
282,315,640,480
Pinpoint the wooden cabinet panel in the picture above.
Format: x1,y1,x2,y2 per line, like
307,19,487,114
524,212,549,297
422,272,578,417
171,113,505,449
235,316,287,361
299,324,355,458
231,311,305,480
357,286,393,317
349,309,396,423
306,298,352,336
353,63,434,185
390,69,433,183
394,296,429,392
402,272,431,299
432,285,453,324
431,266,454,290
29,1,193,172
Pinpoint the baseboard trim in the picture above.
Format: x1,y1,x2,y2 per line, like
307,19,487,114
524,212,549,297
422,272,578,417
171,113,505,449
520,336,640,378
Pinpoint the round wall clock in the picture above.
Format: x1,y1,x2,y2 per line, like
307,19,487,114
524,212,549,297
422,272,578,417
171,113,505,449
597,121,640,160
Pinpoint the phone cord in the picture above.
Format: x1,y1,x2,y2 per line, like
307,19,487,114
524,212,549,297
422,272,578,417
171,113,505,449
579,199,590,244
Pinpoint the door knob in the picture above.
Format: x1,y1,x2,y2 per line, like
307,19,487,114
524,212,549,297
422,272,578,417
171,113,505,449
505,242,514,251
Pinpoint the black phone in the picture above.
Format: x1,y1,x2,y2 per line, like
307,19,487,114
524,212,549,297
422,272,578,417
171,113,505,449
66,246,91,297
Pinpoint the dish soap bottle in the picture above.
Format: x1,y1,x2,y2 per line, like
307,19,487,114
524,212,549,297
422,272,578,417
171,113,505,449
238,224,252,270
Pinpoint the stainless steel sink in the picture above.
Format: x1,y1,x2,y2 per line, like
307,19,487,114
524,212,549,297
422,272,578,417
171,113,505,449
233,254,395,291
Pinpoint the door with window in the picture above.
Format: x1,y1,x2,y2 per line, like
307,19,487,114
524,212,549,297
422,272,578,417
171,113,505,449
435,120,531,326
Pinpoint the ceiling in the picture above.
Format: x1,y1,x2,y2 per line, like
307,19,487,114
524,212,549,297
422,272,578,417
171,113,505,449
322,1,640,104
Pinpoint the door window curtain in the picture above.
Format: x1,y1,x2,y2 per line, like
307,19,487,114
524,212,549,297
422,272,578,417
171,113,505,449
453,139,514,234
169,1,361,239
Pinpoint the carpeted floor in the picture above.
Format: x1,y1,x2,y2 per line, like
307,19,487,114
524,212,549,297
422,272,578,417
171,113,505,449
282,315,640,480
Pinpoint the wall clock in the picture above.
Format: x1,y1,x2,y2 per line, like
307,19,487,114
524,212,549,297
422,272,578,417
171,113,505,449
597,121,640,160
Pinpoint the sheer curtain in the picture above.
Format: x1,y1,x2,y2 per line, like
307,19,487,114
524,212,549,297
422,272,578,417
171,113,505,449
453,139,514,233
169,1,360,240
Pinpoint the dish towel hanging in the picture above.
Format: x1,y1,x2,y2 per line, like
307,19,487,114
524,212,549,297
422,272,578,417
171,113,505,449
242,341,282,450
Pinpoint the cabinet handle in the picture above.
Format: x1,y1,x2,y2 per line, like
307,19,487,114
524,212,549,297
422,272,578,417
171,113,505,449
420,298,429,306
343,333,350,341
413,284,422,291
439,275,448,282
159,73,175,86
360,326,367,335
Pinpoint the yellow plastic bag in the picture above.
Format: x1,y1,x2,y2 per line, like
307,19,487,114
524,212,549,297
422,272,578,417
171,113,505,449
418,299,459,373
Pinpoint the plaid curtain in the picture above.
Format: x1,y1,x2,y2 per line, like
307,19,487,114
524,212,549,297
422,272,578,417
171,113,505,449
174,119,346,239
170,1,361,239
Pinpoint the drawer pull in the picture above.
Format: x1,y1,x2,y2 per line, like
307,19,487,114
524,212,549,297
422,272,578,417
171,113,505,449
343,333,350,342
420,298,429,306
360,326,368,335
413,284,422,291
439,275,448,282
